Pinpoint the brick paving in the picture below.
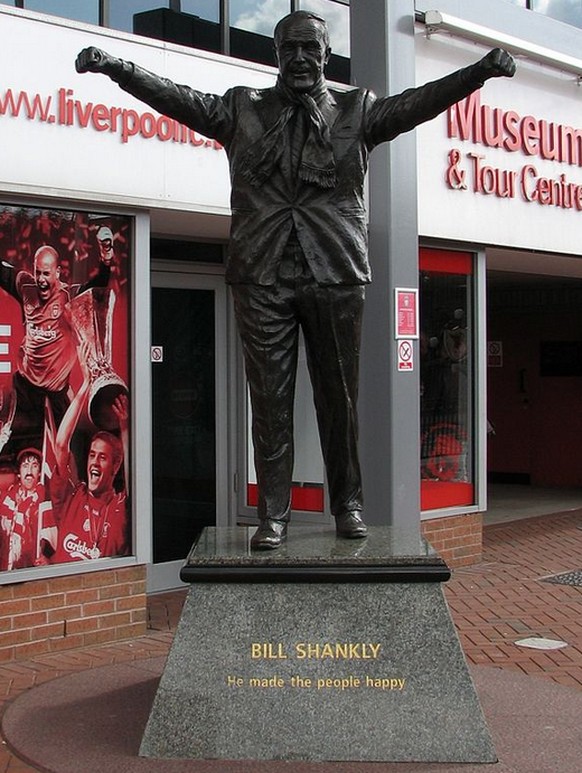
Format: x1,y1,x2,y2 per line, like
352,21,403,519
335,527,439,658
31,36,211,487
446,510,582,690
0,509,581,771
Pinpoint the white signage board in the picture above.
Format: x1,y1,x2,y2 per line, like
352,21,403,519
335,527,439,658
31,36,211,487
0,7,277,214
415,30,582,256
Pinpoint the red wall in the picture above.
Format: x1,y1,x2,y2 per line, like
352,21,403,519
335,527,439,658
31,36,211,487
487,297,582,487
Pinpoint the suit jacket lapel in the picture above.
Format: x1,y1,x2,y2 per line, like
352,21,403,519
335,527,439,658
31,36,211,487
318,89,338,131
253,88,285,134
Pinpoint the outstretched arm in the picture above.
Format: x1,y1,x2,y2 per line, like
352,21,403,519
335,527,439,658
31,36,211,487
111,393,129,495
365,48,516,148
75,47,234,144
0,260,19,301
77,261,111,296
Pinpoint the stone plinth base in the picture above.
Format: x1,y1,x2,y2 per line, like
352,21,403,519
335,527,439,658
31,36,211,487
140,526,495,763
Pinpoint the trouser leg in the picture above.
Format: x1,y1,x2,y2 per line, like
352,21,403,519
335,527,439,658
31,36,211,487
231,283,298,523
298,283,365,518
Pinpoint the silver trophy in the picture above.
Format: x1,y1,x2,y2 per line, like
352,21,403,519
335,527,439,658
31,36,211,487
69,287,128,430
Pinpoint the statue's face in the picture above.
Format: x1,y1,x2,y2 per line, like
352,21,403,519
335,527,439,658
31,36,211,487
275,17,331,93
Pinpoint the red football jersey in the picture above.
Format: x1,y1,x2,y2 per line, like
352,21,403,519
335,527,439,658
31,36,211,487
16,271,77,392
52,477,128,563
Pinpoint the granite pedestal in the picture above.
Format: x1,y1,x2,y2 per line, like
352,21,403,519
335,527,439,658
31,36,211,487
140,526,496,763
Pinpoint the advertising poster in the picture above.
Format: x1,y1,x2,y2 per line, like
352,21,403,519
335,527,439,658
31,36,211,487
0,205,131,573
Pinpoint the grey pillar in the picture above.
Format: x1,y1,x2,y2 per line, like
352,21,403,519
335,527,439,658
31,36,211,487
351,0,421,545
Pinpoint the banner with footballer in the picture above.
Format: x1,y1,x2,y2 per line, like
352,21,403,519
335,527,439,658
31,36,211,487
0,204,131,573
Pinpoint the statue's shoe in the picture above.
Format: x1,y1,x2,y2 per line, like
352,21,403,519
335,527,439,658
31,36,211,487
250,519,288,550
335,511,368,539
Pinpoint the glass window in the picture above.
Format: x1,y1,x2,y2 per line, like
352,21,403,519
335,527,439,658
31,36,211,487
108,0,170,33
24,0,98,24
531,0,582,28
230,0,290,34
181,0,219,22
299,0,350,56
420,249,475,510
0,205,132,574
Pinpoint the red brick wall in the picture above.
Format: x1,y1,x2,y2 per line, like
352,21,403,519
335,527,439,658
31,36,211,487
421,512,483,568
0,565,147,662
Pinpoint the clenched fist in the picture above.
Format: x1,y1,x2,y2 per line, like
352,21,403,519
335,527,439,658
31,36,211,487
478,48,516,79
75,47,120,77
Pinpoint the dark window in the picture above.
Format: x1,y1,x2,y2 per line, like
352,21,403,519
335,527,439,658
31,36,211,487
181,0,219,22
299,0,350,56
108,0,170,33
12,1,352,80
230,0,290,34
540,342,582,377
151,239,224,264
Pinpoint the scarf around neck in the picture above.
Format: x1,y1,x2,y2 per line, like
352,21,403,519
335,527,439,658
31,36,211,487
240,76,337,189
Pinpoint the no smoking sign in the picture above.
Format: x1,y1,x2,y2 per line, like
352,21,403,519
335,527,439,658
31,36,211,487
397,339,414,372
151,345,164,363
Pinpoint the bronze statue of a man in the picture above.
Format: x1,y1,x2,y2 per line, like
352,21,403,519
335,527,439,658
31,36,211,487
76,11,515,549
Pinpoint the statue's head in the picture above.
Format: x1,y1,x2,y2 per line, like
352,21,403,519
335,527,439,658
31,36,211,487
274,11,331,93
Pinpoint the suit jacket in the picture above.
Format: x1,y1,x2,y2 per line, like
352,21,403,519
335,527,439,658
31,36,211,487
118,64,486,285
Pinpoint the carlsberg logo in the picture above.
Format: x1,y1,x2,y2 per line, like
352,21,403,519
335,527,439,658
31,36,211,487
63,533,101,560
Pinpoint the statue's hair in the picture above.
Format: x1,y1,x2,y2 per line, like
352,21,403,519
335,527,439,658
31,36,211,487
274,11,330,49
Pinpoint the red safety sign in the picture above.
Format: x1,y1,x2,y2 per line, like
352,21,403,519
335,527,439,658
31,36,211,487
395,288,419,339
398,339,414,372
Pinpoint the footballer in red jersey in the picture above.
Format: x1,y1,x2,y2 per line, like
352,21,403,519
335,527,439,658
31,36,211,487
51,342,129,563
51,431,128,563
0,447,56,570
0,244,110,453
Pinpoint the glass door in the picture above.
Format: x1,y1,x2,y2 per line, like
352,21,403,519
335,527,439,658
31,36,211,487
149,269,228,591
